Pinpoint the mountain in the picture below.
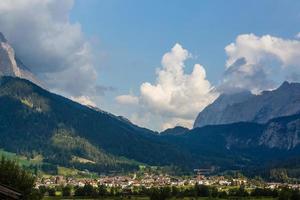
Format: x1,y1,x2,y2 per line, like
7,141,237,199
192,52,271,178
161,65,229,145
194,82,300,128
1,76,300,178
162,113,300,178
160,126,189,136
1,32,300,178
0,76,195,173
0,32,40,86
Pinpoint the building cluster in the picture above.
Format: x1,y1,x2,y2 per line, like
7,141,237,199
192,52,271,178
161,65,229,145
267,182,300,190
35,173,300,190
36,173,251,189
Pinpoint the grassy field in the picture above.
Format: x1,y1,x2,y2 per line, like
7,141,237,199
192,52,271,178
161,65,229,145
43,197,276,200
0,149,43,166
0,149,99,178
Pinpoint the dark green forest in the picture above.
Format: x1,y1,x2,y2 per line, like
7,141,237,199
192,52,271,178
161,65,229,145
1,76,300,180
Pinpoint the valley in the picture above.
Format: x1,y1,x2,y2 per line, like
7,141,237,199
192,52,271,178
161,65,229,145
0,4,300,199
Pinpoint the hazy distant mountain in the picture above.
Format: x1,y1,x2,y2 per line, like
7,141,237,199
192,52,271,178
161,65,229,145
0,32,40,85
194,82,300,128
160,126,189,136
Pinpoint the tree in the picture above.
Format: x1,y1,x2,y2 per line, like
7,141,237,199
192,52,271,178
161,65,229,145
236,185,249,197
98,184,107,196
278,187,292,200
74,186,84,196
251,187,277,197
171,186,179,197
228,186,249,197
74,184,97,197
62,185,72,196
195,183,210,197
270,169,289,182
148,187,171,200
47,188,56,197
0,156,42,200
38,185,47,196
291,189,300,200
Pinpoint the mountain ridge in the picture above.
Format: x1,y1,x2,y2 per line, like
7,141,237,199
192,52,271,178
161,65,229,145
0,31,300,179
1,76,300,178
0,76,195,173
0,32,41,86
194,81,300,128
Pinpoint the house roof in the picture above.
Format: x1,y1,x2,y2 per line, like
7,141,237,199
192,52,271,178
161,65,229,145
0,184,23,200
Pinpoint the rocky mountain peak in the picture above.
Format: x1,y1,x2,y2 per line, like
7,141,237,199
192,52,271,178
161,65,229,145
0,32,40,85
194,82,300,128
193,90,253,128
277,81,300,90
0,32,7,43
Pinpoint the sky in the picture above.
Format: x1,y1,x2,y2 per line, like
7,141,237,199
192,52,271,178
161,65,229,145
1,0,300,130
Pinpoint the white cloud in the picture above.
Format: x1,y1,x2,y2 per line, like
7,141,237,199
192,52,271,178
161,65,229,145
3,2,300,132
117,43,218,130
71,96,96,107
161,118,193,131
221,33,300,93
115,95,139,105
0,0,102,98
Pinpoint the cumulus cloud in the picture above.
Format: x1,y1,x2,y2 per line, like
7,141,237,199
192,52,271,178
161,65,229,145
0,0,104,98
71,95,96,107
117,43,218,130
116,95,139,105
4,2,300,132
221,33,300,93
117,34,300,130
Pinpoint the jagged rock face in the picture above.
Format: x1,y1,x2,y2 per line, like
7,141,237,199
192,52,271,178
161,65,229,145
194,82,300,128
193,91,253,128
259,119,300,150
0,32,40,85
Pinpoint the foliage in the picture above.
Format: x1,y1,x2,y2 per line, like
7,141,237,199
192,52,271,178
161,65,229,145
251,187,278,197
47,188,56,197
74,184,98,197
278,187,300,200
0,156,42,200
98,184,107,196
147,187,171,200
0,76,193,174
62,185,72,196
1,76,300,177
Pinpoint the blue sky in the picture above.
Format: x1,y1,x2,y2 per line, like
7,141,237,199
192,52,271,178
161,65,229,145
1,0,300,130
66,0,300,130
70,0,300,90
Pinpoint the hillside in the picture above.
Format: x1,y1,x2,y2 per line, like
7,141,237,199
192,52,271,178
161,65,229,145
162,113,300,178
0,76,194,173
1,76,300,178
160,126,189,136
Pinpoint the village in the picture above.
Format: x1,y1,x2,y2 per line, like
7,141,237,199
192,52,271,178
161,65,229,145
35,173,300,190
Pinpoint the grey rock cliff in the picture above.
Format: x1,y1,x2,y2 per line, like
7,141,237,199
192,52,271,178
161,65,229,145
0,32,40,85
194,82,300,128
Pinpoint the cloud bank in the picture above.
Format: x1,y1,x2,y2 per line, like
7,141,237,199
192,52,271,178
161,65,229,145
221,33,300,93
116,43,218,130
118,34,300,130
0,0,102,102
2,2,300,130
70,96,97,107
